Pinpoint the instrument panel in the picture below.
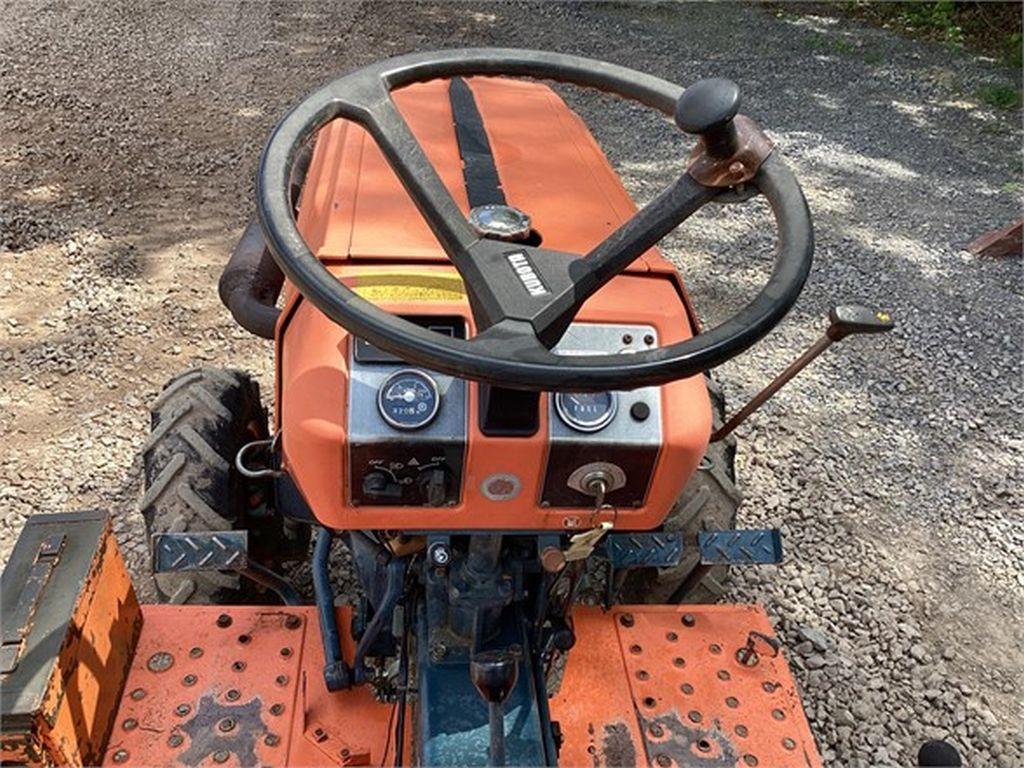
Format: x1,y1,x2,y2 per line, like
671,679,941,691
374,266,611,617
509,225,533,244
348,317,467,507
347,318,662,511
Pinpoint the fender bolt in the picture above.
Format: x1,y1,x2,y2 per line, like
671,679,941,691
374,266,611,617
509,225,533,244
122,718,137,731
112,749,129,763
619,613,634,627
285,614,302,629
216,614,232,628
681,614,696,627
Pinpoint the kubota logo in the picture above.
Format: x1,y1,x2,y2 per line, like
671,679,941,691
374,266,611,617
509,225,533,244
505,251,549,298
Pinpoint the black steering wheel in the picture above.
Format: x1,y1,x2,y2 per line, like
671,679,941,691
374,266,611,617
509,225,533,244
257,49,813,391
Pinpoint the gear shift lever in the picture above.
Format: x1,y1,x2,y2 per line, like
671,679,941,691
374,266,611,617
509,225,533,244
470,650,519,767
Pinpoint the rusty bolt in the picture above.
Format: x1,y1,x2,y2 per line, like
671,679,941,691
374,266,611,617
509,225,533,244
709,643,722,655
237,634,251,645
189,646,203,659
680,683,694,695
212,750,230,764
655,755,671,767
429,641,447,663
168,733,184,748
782,737,796,751
285,614,302,630
175,703,191,717
673,657,685,668
636,670,649,681
726,696,739,709
735,724,749,738
216,613,232,628
280,647,293,658
687,710,702,724
629,644,642,655
269,703,285,716
772,708,786,721
232,660,246,672
265,734,280,747
718,669,731,681
313,728,327,743
340,748,351,759
681,613,696,627
644,334,655,346
182,674,197,687
122,718,138,731
218,718,236,733
648,723,664,738
642,696,657,708
275,674,289,686
225,689,240,702
129,687,146,700
761,681,776,693
147,651,174,673
111,749,129,763
665,631,678,642
619,613,635,628
742,755,758,767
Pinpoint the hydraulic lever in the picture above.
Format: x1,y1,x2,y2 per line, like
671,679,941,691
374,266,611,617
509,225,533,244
470,649,520,767
711,305,894,442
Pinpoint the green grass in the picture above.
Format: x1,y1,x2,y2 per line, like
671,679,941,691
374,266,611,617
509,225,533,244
977,83,1023,110
863,50,884,65
1001,181,1024,194
834,38,857,54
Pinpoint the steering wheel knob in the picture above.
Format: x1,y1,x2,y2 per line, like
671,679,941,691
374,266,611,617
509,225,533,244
675,78,741,158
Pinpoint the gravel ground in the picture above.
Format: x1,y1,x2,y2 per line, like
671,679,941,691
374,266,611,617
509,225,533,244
1,2,1021,765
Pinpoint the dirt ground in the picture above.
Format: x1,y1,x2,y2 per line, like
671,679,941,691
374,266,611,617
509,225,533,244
2,2,1022,766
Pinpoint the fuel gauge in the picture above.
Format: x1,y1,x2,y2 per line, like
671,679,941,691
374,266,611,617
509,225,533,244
377,369,440,430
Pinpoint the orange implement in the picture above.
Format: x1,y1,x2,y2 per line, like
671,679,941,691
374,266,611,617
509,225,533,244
100,605,818,768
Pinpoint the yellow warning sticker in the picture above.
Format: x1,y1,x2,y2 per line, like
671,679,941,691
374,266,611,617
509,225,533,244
350,271,467,303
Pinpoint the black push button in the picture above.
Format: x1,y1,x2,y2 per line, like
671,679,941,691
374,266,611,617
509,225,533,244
630,401,651,422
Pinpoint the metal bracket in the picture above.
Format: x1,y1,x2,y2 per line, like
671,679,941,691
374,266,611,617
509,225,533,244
1,534,65,673
152,531,249,572
698,529,782,565
600,532,685,569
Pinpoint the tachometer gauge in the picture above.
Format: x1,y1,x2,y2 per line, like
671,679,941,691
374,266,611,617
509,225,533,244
555,391,617,433
377,369,440,430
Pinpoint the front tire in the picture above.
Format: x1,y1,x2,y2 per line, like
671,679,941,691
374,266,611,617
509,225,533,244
141,368,276,604
618,377,741,604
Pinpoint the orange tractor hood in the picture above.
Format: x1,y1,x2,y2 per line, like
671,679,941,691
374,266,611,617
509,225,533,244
296,76,675,273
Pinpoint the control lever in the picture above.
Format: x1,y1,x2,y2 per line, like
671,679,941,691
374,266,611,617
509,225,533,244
470,650,520,767
711,305,894,442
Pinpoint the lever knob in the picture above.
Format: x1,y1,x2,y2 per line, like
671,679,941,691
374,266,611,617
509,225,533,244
675,78,741,158
470,650,519,705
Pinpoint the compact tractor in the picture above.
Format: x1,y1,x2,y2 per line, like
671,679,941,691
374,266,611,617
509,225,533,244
1,50,894,767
